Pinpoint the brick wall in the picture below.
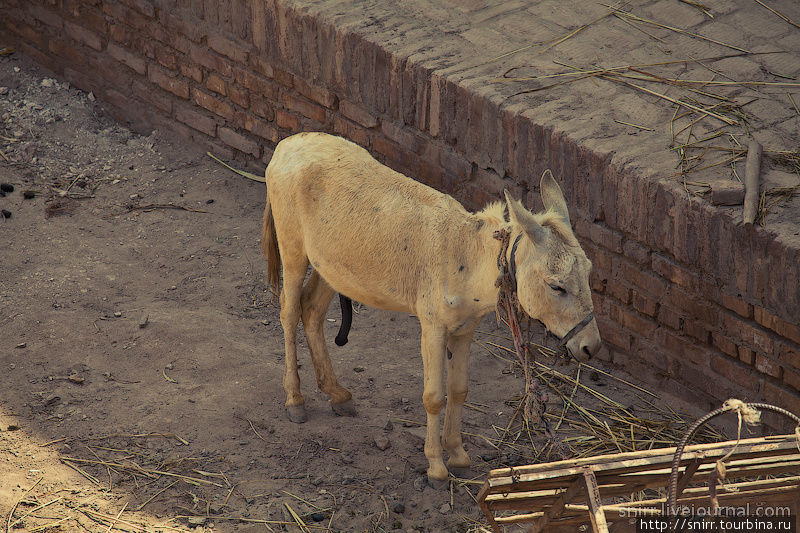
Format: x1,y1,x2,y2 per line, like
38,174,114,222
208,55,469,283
2,0,798,429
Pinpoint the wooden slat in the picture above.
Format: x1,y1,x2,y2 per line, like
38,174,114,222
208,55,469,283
582,469,609,533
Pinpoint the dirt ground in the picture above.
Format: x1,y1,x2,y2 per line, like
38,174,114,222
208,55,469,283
1,52,732,533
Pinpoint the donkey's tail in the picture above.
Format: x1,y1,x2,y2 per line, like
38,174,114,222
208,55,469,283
261,190,281,293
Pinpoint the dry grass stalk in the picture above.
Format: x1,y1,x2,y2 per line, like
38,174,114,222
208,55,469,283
752,0,800,29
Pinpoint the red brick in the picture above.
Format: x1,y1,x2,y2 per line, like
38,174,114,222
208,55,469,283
132,34,156,60
242,114,279,143
339,99,378,128
189,43,233,78
149,65,190,99
723,314,774,354
711,332,737,358
631,290,658,317
738,345,755,365
163,12,203,42
107,42,146,75
249,56,274,79
615,257,666,298
282,94,325,123
763,381,800,412
438,145,472,184
668,285,717,324
709,353,763,395
193,88,234,120
332,115,370,149
103,2,147,31
596,316,631,351
132,79,171,113
590,223,623,254
274,68,293,89
778,343,799,371
208,34,248,63
606,280,631,305
155,46,178,70
656,304,682,331
293,76,337,108
684,320,711,344
228,85,249,108
180,63,203,83
622,239,650,266
276,109,299,131
784,367,800,392
652,253,699,291
755,354,783,379
49,38,88,66
30,4,63,29
659,330,711,368
175,106,217,137
120,0,155,18
206,73,227,96
218,127,259,157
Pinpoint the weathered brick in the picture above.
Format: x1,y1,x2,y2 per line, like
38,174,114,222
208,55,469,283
132,78,171,113
631,290,658,317
785,367,800,392
189,43,233,77
738,345,755,365
49,38,88,66
293,76,337,108
120,0,155,18
193,88,234,120
590,223,623,254
614,257,666,298
622,239,650,266
275,109,299,131
208,33,248,63
163,12,203,42
242,114,278,143
175,105,217,137
249,55,274,79
718,292,752,319
763,381,800,412
282,93,325,123
755,354,783,379
155,45,178,70
659,330,711,368
148,65,190,99
218,127,259,157
332,115,370,148
709,353,763,395
723,313,774,355
684,320,711,345
668,285,717,324
711,332,737,358
179,63,203,83
339,99,378,128
107,42,146,75
30,4,63,29
438,145,472,184
606,279,631,305
652,253,699,291
206,73,227,96
597,315,632,351
228,85,249,108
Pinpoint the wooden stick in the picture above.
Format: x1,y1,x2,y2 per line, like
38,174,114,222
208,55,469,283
742,139,763,224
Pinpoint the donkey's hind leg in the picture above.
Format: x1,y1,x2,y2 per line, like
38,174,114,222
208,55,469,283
442,327,476,469
301,270,355,416
280,255,309,424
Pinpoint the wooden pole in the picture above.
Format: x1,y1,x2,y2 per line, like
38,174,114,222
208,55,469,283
742,139,763,224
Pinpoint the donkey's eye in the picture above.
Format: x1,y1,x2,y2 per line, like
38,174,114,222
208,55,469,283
549,283,567,294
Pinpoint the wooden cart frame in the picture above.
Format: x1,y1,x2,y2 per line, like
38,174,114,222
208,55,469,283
478,433,800,532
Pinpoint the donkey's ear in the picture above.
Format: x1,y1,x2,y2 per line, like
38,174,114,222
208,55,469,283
540,170,570,221
504,190,546,246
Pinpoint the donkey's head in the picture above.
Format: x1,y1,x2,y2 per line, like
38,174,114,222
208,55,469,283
503,171,601,361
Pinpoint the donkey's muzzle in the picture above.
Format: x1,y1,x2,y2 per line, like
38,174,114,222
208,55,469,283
561,312,599,361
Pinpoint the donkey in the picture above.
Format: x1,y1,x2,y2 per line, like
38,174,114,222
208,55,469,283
261,132,601,481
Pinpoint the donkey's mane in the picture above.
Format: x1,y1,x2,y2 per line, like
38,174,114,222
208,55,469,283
477,202,579,247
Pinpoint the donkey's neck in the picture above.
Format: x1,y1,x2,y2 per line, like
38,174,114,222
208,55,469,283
466,217,514,318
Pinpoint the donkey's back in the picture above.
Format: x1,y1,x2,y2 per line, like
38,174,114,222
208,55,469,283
264,132,471,313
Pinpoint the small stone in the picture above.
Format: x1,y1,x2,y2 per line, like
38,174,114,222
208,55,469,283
413,475,426,492
438,503,451,514
0,183,14,193
401,397,409,404
138,313,149,328
205,199,214,204
383,419,394,431
393,502,405,514
40,78,55,88
310,476,324,486
310,512,326,522
9,364,15,370
1,209,11,219
374,435,391,451
187,516,205,526
113,311,122,317
22,190,35,199
353,366,365,373
15,343,26,349
68,374,85,384
340,453,354,464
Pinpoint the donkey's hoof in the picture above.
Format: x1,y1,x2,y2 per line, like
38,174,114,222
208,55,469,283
426,475,449,490
331,398,357,417
286,405,307,424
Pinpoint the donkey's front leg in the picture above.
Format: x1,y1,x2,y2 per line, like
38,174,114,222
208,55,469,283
442,328,475,469
420,321,448,481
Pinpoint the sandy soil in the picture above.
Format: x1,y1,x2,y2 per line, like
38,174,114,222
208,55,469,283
1,52,729,533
